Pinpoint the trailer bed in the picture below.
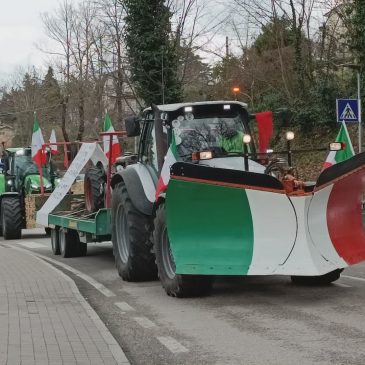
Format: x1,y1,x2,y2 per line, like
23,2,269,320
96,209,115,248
48,208,111,242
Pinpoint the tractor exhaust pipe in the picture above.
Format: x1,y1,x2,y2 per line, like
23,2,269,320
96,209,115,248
151,104,167,173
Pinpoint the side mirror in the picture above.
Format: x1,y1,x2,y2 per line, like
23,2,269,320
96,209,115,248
125,116,140,137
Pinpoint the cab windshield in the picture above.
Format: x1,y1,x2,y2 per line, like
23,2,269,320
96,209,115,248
13,151,51,179
168,106,249,159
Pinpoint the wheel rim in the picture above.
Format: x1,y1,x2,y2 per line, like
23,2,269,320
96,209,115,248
161,227,176,279
51,230,58,252
115,203,130,263
60,230,65,254
51,230,55,250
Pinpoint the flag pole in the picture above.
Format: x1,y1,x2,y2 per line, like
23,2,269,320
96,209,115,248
39,144,45,196
357,71,362,153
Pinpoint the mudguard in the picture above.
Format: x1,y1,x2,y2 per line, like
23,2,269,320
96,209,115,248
111,163,156,216
0,174,5,194
165,155,365,276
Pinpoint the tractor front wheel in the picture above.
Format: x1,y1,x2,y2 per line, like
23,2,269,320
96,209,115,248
153,204,213,298
291,269,342,286
2,197,22,240
111,182,157,282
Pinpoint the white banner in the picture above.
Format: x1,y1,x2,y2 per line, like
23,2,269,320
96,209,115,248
36,143,107,226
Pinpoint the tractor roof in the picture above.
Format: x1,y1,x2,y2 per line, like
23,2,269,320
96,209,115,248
143,100,248,113
6,147,30,153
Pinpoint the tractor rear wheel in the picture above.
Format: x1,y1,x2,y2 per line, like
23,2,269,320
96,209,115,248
153,204,213,298
111,182,157,282
2,197,22,240
291,269,342,286
84,167,105,213
59,229,80,258
51,228,60,255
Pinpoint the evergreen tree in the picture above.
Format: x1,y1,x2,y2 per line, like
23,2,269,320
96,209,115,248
351,0,365,90
41,67,62,128
124,0,183,106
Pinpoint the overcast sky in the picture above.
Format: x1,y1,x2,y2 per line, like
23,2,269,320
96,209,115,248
0,0,68,81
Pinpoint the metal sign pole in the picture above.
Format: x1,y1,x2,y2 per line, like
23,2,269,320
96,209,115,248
358,71,362,153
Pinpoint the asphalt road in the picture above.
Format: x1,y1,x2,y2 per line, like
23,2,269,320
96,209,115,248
3,229,365,365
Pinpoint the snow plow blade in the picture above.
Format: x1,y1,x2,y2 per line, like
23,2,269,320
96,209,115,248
165,154,365,276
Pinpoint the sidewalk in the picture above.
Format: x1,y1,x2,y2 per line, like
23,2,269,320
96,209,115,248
0,245,129,365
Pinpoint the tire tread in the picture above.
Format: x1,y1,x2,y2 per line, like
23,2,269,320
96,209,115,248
2,197,22,240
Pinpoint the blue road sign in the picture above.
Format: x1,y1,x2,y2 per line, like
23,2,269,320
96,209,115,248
336,99,359,123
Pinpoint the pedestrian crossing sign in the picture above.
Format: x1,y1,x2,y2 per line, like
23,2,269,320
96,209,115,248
336,99,360,123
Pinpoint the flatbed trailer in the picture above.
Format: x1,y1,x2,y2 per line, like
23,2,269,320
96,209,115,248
39,133,126,258
48,207,112,258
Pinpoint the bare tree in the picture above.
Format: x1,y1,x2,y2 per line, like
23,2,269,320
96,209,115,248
41,1,74,141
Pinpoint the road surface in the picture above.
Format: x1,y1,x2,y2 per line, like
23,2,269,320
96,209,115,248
3,229,365,365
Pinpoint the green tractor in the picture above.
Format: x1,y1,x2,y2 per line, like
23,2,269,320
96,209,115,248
0,147,56,239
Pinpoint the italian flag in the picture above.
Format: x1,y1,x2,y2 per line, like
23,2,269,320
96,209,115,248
103,112,121,164
323,121,355,169
49,129,59,155
155,130,178,200
31,114,46,167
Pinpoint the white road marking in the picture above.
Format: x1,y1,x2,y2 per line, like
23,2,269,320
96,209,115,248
17,241,47,249
133,316,157,329
29,252,116,297
114,302,135,312
342,275,365,284
334,283,352,288
156,336,189,354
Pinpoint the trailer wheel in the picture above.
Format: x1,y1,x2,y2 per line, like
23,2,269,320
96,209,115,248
111,182,157,281
153,204,213,298
291,269,342,286
84,167,105,213
77,242,87,257
2,197,22,240
59,229,79,258
51,228,60,255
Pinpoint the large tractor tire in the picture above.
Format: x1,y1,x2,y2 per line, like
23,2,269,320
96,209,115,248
59,229,86,258
111,182,157,282
291,269,342,286
1,197,22,240
153,204,213,298
84,167,105,213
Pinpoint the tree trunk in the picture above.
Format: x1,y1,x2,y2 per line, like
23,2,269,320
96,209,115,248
61,97,70,142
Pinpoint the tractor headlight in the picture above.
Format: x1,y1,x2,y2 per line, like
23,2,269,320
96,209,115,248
15,149,25,156
286,131,295,141
192,151,213,161
7,180,13,186
329,142,345,151
243,134,252,144
31,184,39,190
45,183,52,189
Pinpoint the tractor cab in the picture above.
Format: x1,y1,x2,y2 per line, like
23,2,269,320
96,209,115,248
126,101,264,175
2,147,54,194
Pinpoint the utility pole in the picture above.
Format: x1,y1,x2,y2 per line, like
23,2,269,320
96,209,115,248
338,63,362,153
357,70,362,152
161,48,165,104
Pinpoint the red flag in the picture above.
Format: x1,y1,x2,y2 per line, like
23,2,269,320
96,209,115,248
256,111,273,153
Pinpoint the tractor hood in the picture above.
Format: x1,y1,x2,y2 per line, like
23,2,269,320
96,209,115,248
24,174,52,194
